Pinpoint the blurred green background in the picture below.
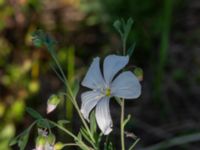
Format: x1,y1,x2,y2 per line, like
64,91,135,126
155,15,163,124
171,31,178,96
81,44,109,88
0,0,200,149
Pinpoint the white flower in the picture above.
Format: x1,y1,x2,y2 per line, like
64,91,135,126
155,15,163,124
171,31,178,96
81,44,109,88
81,55,141,135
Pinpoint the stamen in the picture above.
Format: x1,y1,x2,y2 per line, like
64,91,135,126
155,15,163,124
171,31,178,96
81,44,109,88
105,88,111,96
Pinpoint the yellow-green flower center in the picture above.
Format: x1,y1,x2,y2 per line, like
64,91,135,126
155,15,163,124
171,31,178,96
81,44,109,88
105,88,111,96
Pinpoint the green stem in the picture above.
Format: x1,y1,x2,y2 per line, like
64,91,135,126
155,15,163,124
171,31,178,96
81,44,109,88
123,39,126,56
121,99,125,150
49,48,95,144
70,94,96,143
49,121,91,150
62,143,78,147
121,39,126,150
128,138,140,150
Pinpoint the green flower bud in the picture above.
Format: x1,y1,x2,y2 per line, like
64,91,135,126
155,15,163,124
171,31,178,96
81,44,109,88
47,95,60,114
36,135,46,148
54,142,64,150
133,67,143,81
47,133,56,145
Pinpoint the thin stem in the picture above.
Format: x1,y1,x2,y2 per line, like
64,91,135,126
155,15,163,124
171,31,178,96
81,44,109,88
121,41,126,150
71,95,96,143
62,143,78,147
128,138,140,150
123,39,126,56
49,49,95,144
49,121,91,150
63,86,95,144
121,99,125,150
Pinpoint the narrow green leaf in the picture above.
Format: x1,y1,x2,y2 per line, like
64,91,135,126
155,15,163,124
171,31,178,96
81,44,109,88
97,133,103,147
9,136,18,146
124,18,134,39
26,107,43,120
123,114,131,127
90,110,97,135
10,121,37,148
37,119,55,129
127,42,136,57
72,80,80,98
113,20,123,38
57,120,70,126
80,128,91,142
80,127,95,146
77,132,82,140
18,129,31,150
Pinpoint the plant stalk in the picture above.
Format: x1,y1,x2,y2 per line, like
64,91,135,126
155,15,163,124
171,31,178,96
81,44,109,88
120,39,126,150
49,48,95,145
121,99,125,150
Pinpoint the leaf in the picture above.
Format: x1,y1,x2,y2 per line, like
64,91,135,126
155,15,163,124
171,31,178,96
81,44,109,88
97,133,103,147
80,128,90,140
26,107,43,120
123,114,131,127
113,20,123,38
9,121,37,148
124,18,134,39
77,132,82,140
72,80,80,98
90,110,97,135
37,119,55,129
9,136,18,146
80,128,91,144
57,120,70,126
127,42,136,57
18,129,31,150
18,127,32,150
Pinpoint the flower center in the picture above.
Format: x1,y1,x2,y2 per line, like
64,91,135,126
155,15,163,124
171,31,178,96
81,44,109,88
105,88,111,97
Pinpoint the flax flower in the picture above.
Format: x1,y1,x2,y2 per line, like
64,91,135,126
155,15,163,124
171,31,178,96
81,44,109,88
81,55,141,135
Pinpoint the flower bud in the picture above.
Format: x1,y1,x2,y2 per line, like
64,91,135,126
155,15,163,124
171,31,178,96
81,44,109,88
47,95,60,114
35,135,47,150
47,133,56,145
54,142,64,150
133,67,143,81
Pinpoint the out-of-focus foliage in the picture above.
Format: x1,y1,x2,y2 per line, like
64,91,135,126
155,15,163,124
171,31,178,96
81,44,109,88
0,0,200,149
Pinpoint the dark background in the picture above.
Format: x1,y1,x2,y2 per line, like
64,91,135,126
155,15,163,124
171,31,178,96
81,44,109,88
0,0,200,149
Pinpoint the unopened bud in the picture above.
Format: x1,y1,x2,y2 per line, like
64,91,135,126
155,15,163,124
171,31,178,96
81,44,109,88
47,95,60,114
47,133,56,145
54,142,64,150
133,67,143,81
36,135,46,150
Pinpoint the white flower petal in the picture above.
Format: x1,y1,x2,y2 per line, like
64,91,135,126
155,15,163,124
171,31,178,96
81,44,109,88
35,146,43,150
81,57,105,89
111,71,141,99
103,55,129,85
81,91,103,121
47,104,57,114
95,97,112,135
